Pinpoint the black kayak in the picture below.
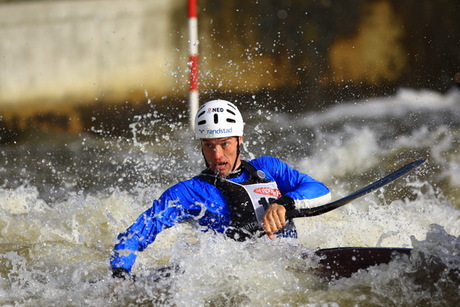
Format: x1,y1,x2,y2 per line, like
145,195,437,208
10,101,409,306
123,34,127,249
134,247,412,283
309,247,411,280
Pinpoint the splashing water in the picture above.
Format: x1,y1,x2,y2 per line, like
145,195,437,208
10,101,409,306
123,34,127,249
0,88,459,306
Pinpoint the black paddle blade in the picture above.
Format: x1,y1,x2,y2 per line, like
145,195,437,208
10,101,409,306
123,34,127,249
287,158,426,219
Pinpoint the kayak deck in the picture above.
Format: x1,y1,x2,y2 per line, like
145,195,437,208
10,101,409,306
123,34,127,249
136,247,412,283
309,247,412,280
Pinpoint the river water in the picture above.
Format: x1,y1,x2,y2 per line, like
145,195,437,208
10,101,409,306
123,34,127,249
1,88,459,306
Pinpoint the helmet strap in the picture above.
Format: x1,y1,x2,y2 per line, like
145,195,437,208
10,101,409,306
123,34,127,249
231,137,241,173
201,148,210,168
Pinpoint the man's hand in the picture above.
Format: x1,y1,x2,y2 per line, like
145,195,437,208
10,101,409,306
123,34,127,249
112,268,134,281
262,203,286,240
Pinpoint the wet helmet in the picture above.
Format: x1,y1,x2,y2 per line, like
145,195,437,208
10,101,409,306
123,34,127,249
194,100,244,139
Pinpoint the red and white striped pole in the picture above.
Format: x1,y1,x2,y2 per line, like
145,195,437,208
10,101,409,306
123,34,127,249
188,0,199,128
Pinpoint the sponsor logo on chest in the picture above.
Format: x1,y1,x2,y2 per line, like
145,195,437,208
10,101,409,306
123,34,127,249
252,187,281,198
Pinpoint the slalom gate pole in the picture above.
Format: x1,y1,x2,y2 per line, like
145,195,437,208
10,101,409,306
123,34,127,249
188,0,199,128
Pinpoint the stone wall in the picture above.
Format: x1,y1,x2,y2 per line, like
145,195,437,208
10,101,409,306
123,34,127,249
0,0,185,134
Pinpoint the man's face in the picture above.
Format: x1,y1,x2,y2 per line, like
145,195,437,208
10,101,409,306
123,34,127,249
201,136,243,177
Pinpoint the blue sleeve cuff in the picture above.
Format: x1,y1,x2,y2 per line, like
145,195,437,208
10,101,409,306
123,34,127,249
110,251,137,273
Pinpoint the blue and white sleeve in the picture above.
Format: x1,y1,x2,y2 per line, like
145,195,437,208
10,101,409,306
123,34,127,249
259,156,332,209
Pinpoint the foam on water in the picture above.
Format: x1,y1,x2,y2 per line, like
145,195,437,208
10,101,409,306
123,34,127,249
0,89,459,306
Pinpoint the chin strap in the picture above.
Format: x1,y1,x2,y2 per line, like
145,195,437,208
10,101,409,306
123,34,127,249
201,148,210,168
231,137,241,173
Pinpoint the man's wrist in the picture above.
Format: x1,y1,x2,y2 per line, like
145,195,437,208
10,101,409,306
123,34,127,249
272,195,295,211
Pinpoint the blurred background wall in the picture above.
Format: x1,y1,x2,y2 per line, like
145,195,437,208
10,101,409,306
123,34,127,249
0,0,459,140
0,0,185,137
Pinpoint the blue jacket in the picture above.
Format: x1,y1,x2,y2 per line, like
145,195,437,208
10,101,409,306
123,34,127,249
111,156,330,272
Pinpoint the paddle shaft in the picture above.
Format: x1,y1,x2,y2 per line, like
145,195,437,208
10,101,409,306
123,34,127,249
286,158,426,219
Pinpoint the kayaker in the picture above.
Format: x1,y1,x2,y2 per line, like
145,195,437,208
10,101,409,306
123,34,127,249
111,99,331,279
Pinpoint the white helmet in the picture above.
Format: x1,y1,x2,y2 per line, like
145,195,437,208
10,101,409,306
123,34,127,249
194,100,244,139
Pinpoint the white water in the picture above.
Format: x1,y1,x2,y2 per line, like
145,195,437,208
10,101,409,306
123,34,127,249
1,88,459,306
